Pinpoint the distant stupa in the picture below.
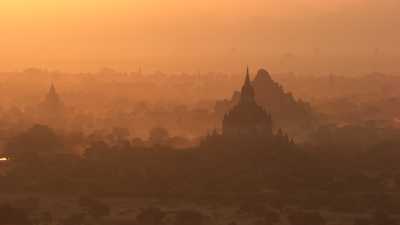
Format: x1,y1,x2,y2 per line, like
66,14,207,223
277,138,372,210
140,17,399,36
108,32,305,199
38,83,65,124
43,83,64,112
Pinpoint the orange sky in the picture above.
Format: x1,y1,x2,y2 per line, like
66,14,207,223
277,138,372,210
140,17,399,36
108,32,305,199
0,0,399,73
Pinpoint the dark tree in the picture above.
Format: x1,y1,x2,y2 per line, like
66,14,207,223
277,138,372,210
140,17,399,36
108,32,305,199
62,213,86,225
136,207,166,225
78,196,110,220
288,211,326,225
0,203,32,225
174,210,207,225
5,124,62,161
149,127,169,146
354,217,371,225
371,210,397,225
37,211,53,225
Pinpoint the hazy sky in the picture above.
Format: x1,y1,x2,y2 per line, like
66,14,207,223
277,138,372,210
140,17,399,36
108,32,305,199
0,0,399,73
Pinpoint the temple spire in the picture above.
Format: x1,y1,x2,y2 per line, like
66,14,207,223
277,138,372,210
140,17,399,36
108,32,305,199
44,82,63,108
221,67,273,137
245,66,251,85
49,83,56,96
240,67,255,103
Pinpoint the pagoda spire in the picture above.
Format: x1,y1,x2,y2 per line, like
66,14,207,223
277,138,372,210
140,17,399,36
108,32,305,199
245,66,251,85
49,83,56,95
240,67,255,103
44,82,63,108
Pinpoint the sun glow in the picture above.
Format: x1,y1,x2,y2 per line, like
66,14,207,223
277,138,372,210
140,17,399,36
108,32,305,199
0,0,397,73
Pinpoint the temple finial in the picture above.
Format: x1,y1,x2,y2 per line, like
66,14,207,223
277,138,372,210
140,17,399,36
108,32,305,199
245,66,251,85
240,66,255,103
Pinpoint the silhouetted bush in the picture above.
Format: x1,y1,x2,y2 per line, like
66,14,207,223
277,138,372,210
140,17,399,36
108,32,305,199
371,209,397,225
253,210,280,225
136,207,166,225
0,203,32,225
62,213,86,225
237,201,267,217
264,210,280,225
78,196,110,219
149,127,169,146
354,217,371,225
36,211,53,225
174,210,207,225
14,197,41,213
5,124,63,161
288,211,326,225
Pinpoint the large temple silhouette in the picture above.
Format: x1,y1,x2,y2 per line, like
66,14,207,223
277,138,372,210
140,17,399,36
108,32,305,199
222,68,273,137
203,68,292,146
215,68,314,139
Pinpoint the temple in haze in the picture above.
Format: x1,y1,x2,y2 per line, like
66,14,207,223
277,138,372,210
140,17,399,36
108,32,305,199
202,68,294,149
36,83,65,126
202,68,294,147
41,84,64,115
222,68,273,137
215,68,314,139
